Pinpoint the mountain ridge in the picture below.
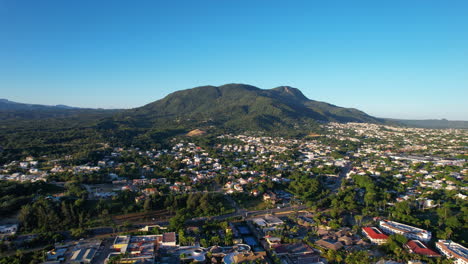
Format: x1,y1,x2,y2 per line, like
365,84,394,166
113,83,382,134
0,98,82,110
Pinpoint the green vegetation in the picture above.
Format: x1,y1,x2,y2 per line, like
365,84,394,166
0,181,63,216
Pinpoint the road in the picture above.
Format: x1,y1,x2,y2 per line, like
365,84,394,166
330,162,352,194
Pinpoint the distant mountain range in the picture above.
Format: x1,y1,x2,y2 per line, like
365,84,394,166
0,99,117,120
0,98,80,110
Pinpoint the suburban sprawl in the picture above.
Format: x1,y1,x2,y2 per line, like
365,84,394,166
0,123,466,264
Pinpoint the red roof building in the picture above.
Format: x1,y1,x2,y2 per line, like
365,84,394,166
362,227,389,245
405,240,441,257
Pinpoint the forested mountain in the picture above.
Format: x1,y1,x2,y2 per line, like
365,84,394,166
116,84,382,131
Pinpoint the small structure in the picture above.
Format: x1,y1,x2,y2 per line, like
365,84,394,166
0,224,18,237
315,239,344,251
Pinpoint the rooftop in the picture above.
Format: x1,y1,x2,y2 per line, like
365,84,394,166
436,240,468,261
362,227,389,240
380,220,430,235
405,240,440,257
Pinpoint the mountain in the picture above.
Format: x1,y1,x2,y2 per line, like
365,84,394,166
0,99,80,110
115,84,382,133
0,99,119,120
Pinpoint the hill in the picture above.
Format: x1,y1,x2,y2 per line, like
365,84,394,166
0,99,120,120
0,98,82,111
113,84,381,133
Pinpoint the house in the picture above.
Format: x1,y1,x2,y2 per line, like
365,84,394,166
362,227,389,245
263,192,278,204
315,239,344,251
264,215,284,227
143,188,157,196
252,215,284,231
264,236,281,248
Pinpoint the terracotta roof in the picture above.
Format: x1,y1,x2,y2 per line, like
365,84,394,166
363,227,389,240
406,240,440,257
163,232,176,243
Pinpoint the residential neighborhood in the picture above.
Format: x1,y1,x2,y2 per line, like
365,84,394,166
0,123,466,264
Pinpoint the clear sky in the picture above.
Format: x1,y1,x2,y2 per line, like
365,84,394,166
1,0,467,120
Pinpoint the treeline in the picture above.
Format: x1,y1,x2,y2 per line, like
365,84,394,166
0,181,63,216
18,197,93,232
17,190,233,234
143,192,232,216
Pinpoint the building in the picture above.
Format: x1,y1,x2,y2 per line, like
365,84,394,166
113,236,131,253
112,232,177,262
315,239,344,251
45,245,68,262
405,240,440,257
264,236,281,248
232,252,266,263
362,227,389,245
162,232,177,246
70,248,96,264
0,224,18,236
273,243,315,256
435,240,468,264
379,220,431,242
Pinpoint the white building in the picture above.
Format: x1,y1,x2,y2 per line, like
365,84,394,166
435,240,468,264
0,224,18,236
379,220,431,242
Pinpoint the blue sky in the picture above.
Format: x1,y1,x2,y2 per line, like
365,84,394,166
1,0,467,120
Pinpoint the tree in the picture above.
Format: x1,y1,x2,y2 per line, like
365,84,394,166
70,228,87,239
143,199,152,212
445,227,453,239
200,238,209,248
354,215,364,227
210,236,221,245
424,219,431,229
169,209,188,231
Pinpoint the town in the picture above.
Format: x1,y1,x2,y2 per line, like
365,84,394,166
0,123,466,264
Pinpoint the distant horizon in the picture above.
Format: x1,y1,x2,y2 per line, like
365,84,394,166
1,1,467,120
2,83,468,121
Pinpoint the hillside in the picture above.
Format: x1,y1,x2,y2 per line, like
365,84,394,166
114,84,381,133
